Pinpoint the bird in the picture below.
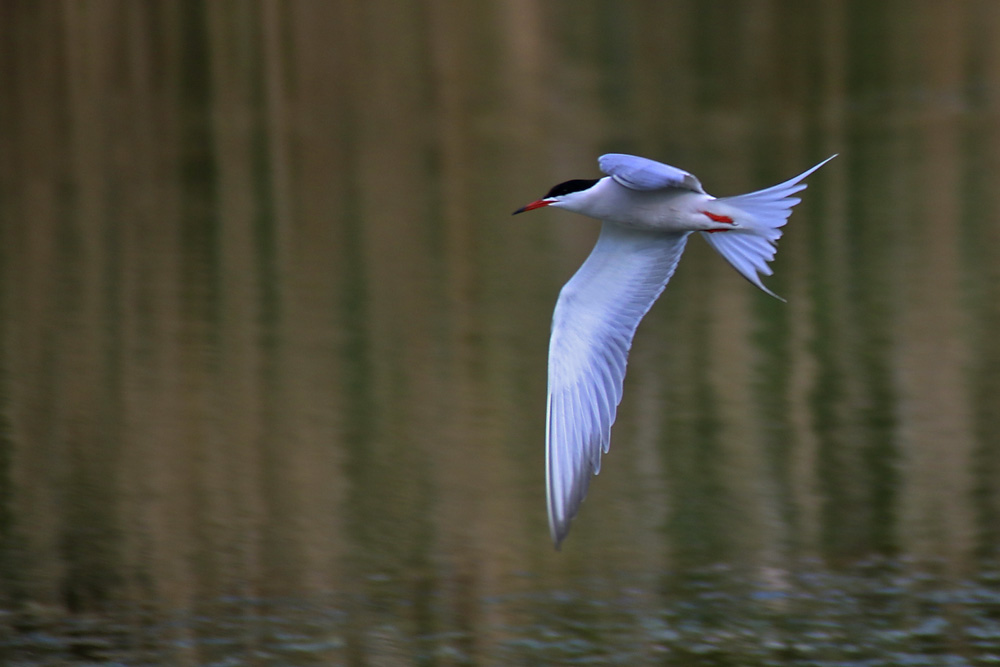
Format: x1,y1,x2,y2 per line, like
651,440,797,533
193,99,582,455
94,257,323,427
513,152,835,547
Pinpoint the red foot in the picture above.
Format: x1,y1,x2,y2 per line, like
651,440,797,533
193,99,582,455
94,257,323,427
701,210,734,233
701,210,734,223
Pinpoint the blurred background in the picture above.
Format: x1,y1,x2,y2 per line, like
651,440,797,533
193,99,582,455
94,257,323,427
2,1,1000,664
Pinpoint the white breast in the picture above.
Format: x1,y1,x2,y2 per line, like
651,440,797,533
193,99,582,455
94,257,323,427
569,178,717,232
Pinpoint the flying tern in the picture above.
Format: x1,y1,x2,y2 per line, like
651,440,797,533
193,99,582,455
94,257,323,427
514,152,835,547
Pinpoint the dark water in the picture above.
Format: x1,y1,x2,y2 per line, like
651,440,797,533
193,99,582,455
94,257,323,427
5,563,1000,665
2,1,1000,665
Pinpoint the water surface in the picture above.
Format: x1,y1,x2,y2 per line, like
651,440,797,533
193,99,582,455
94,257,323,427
2,1,1000,664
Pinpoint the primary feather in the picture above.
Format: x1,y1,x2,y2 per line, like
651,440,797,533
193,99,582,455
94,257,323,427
547,224,689,546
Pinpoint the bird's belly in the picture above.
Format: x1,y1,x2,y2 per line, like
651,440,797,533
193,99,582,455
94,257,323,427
598,191,713,232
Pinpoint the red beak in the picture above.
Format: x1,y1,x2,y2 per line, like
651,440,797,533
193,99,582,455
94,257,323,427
513,199,553,215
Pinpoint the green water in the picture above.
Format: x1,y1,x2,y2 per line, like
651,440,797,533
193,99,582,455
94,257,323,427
1,1,999,664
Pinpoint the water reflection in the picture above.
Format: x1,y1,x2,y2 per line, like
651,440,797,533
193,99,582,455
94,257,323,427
2,0,1000,664
5,564,1000,664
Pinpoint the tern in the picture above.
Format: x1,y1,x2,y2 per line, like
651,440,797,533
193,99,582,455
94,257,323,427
514,152,835,547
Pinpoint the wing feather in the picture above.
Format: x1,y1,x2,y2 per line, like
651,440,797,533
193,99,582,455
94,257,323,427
599,153,706,193
546,224,690,546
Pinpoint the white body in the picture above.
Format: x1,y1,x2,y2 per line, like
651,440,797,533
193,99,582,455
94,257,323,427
518,153,836,547
568,176,720,232
555,176,737,232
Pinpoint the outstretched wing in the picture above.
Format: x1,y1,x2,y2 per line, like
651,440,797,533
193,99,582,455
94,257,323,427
599,153,706,193
547,223,690,547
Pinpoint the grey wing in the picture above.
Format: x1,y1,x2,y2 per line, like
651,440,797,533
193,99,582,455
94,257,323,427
547,223,691,547
599,153,706,193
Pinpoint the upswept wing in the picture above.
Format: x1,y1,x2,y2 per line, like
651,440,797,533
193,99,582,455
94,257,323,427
547,223,690,546
599,153,706,193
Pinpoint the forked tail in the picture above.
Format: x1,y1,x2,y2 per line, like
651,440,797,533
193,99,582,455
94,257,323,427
701,155,836,301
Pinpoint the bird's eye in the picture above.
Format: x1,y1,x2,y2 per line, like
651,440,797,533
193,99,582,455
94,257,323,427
545,178,599,198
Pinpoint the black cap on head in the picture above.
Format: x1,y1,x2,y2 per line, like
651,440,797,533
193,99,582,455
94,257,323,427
544,178,599,199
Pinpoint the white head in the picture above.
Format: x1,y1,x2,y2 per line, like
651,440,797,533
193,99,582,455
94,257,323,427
513,178,602,216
